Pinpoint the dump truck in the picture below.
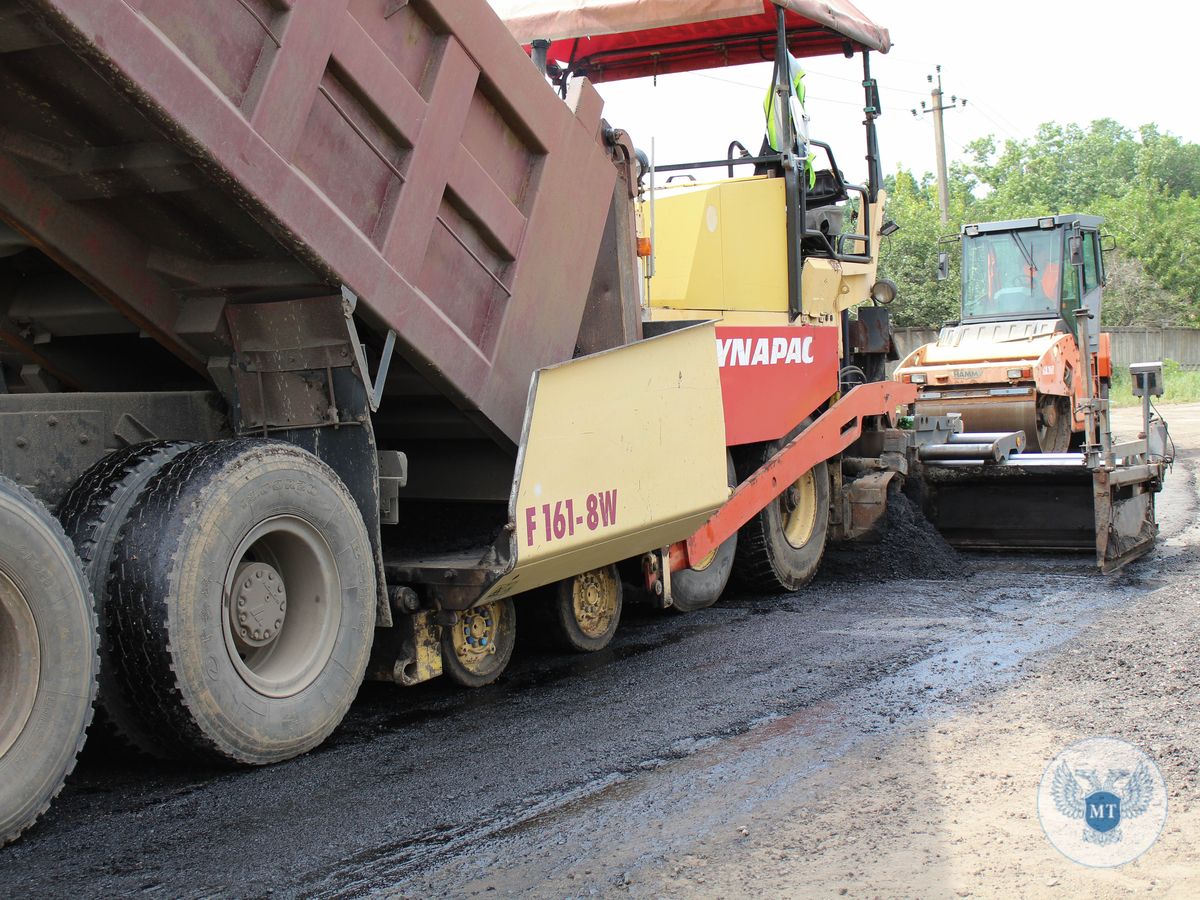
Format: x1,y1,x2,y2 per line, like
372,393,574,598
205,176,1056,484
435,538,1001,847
894,216,1171,570
0,0,937,843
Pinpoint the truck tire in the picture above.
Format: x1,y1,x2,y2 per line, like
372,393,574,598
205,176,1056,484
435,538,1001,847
0,476,97,846
670,453,738,612
441,598,516,687
549,565,623,652
56,441,193,754
106,440,376,764
732,428,830,593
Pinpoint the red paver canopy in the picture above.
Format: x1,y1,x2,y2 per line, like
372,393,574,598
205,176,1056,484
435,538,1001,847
489,0,890,81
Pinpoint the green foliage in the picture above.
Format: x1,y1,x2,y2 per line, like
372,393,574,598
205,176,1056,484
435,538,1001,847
878,120,1200,328
1100,250,1196,327
875,171,959,326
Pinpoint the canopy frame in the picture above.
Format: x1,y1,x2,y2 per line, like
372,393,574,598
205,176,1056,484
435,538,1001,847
508,1,887,326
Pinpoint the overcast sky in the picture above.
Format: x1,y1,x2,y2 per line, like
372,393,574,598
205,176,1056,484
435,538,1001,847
591,1,1200,186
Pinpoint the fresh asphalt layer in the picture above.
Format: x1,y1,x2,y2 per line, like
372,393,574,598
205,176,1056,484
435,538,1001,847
2,406,1194,898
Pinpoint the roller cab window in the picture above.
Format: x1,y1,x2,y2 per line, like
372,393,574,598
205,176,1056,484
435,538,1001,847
961,229,1063,322
1060,230,1100,333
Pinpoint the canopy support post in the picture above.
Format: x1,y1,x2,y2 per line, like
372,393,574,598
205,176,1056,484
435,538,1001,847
776,6,803,321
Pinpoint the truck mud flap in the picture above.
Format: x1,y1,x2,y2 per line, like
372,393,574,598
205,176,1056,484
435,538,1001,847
480,323,730,602
921,459,1161,572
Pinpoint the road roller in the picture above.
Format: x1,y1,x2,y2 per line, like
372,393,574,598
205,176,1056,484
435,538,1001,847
894,214,1113,453
896,215,1171,570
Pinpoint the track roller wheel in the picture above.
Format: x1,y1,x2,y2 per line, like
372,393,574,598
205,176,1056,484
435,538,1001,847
107,440,376,764
441,598,516,687
0,476,97,845
671,453,738,612
732,427,830,593
549,564,622,652
56,441,193,754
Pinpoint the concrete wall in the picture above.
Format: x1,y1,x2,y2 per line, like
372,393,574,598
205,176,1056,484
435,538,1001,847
892,325,1200,370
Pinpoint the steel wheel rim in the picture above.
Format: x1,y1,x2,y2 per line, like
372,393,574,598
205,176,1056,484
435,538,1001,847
782,469,818,549
452,601,506,674
1036,397,1058,447
571,568,618,639
0,568,40,759
690,548,718,572
222,515,341,699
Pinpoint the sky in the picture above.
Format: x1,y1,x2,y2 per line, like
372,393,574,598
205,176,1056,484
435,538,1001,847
588,1,1200,187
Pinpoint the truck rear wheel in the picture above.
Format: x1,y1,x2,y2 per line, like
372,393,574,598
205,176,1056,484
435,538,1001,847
57,441,193,754
106,441,376,764
0,476,97,845
732,432,830,593
550,565,622,652
671,453,738,612
441,598,516,687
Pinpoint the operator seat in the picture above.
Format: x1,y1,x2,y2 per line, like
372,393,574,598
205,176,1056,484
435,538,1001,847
752,136,849,258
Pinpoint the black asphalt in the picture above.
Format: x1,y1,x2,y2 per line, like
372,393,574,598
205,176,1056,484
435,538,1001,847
1,457,1189,899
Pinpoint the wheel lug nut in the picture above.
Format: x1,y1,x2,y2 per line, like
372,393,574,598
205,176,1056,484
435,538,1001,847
239,612,247,623
238,597,246,608
275,619,282,629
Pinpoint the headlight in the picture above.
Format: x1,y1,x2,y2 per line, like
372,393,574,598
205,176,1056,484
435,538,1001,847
870,279,897,304
1007,368,1023,379
910,373,928,384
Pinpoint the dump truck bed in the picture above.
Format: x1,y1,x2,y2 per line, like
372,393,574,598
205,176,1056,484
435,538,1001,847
0,0,618,445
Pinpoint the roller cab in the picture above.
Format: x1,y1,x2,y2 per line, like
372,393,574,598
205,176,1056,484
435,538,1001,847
895,215,1111,453
898,217,1171,571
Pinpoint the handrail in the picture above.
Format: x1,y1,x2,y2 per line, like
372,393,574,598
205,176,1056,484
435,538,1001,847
726,140,751,178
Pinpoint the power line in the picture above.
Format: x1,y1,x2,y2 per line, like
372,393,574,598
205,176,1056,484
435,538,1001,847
697,72,909,113
811,95,910,114
939,73,1025,135
880,51,1027,137
800,64,930,97
962,102,1020,142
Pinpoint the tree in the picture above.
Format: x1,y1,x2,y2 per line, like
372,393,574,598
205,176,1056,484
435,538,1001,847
878,120,1200,328
1099,250,1195,327
877,170,959,326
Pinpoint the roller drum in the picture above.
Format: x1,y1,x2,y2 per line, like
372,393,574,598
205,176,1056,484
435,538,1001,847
916,395,1041,451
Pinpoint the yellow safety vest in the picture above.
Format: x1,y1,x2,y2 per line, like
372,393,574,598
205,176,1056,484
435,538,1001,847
765,55,816,189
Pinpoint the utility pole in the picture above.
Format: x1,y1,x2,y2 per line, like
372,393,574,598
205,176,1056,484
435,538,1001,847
911,65,965,224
